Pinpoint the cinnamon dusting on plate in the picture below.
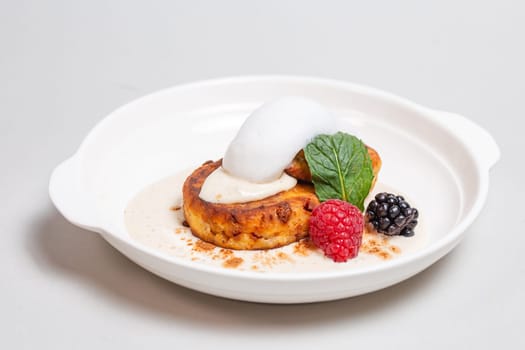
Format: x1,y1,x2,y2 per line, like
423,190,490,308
277,252,293,262
293,239,317,257
223,257,244,268
360,232,402,260
194,240,215,252
252,250,295,268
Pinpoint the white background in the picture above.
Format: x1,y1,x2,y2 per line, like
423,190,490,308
1,1,523,349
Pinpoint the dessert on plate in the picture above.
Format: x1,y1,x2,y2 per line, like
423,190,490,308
181,96,419,262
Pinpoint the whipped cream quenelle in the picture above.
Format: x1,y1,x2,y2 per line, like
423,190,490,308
199,97,337,204
222,96,337,182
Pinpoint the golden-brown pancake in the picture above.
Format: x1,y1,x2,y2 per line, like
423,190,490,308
285,146,382,189
182,160,320,250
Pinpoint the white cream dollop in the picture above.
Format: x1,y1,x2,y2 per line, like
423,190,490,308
199,167,297,204
199,96,337,204
221,96,337,183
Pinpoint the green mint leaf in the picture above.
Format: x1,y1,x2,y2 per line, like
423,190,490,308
304,132,374,211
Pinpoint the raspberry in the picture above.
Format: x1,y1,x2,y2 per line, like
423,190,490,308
309,199,364,262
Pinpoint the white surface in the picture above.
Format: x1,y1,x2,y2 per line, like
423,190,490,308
1,0,523,348
49,76,498,303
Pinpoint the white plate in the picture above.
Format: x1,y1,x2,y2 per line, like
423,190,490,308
49,76,499,303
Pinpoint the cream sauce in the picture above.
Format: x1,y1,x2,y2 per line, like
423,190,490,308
199,167,297,204
124,170,429,273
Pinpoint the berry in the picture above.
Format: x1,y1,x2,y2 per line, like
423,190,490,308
309,199,364,262
365,192,419,236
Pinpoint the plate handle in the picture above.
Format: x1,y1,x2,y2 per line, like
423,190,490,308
429,110,500,170
49,157,101,232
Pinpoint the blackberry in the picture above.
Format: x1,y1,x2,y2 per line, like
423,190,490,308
365,192,418,237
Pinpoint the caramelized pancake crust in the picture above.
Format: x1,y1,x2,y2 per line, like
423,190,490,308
182,160,320,250
285,146,382,188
